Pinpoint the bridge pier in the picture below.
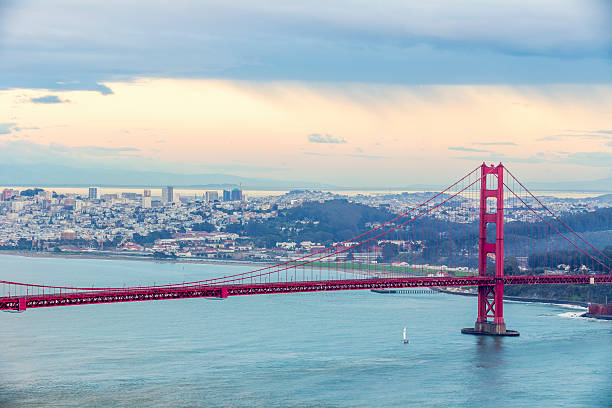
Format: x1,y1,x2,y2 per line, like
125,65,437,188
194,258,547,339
462,322,519,336
462,163,519,337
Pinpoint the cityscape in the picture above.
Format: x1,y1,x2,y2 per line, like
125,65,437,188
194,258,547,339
1,185,610,265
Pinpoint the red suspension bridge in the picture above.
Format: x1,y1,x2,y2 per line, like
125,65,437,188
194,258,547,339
2,163,611,336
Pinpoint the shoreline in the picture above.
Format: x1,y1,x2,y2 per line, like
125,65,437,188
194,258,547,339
0,250,274,268
434,288,611,321
432,287,589,308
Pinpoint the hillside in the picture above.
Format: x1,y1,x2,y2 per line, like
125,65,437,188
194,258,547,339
224,199,394,247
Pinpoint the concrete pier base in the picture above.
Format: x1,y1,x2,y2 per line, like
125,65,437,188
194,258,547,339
461,321,520,336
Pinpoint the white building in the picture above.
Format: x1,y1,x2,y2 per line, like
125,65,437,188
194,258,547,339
162,186,174,204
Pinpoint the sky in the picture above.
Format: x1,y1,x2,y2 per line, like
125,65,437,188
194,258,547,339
0,0,611,187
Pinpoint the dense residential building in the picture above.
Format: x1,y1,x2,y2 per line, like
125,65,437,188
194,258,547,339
223,190,231,202
0,185,608,268
88,187,98,200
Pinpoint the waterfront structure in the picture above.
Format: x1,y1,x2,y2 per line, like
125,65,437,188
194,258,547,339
60,229,77,240
461,164,518,336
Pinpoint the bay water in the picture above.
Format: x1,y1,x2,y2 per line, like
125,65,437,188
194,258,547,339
1,254,610,407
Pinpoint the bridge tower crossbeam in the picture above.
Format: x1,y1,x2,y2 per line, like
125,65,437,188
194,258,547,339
462,163,519,336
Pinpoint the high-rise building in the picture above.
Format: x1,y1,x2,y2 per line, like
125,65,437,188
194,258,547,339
205,191,219,202
1,189,14,201
88,187,98,200
121,192,141,200
231,188,243,201
142,189,152,208
162,186,174,204
142,196,152,208
168,186,174,203
223,190,231,202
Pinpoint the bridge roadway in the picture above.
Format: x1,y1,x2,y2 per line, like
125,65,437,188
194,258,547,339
2,274,611,311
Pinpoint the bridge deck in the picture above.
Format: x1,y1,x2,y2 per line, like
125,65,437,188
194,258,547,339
1,275,611,311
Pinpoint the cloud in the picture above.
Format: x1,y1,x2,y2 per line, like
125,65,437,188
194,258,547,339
0,1,610,90
12,126,39,132
448,146,489,152
96,84,113,95
0,123,16,134
539,131,612,141
472,142,517,146
308,133,347,144
49,144,140,157
304,150,387,159
456,153,546,164
563,151,612,167
538,135,562,141
459,150,612,169
0,140,146,170
30,95,68,104
344,153,387,159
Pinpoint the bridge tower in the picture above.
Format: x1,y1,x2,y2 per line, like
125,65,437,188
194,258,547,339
462,163,519,336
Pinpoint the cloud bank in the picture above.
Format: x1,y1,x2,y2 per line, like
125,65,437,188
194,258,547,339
0,0,610,92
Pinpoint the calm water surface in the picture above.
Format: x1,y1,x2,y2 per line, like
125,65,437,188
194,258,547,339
1,255,611,407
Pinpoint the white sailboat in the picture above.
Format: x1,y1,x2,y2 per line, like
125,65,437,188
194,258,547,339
402,327,409,344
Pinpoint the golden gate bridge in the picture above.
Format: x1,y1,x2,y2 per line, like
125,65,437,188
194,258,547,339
2,163,611,336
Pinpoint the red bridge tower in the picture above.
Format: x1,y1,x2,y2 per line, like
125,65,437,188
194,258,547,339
462,163,519,336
